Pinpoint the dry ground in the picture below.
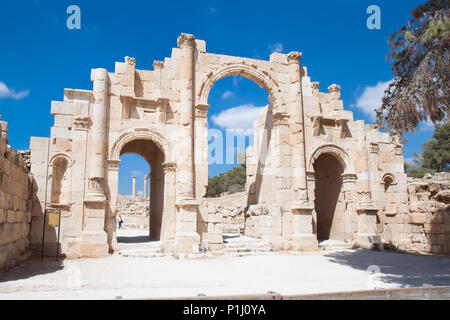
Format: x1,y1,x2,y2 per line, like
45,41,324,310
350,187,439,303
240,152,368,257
0,230,449,299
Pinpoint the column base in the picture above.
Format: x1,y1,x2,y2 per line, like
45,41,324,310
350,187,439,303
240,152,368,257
290,234,319,251
355,233,382,250
175,232,200,256
79,230,109,257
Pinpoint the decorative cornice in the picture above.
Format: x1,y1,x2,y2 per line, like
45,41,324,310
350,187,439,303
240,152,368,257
342,173,357,183
272,112,289,126
73,116,91,130
177,33,196,49
287,51,303,64
369,142,380,153
106,159,121,171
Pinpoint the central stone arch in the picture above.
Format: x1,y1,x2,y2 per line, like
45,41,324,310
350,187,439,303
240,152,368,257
196,62,286,113
106,127,176,249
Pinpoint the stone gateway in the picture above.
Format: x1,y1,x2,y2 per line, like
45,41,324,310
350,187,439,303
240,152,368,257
28,33,410,258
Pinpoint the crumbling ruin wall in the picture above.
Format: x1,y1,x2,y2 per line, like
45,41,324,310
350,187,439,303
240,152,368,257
402,173,450,254
115,195,149,229
0,116,33,272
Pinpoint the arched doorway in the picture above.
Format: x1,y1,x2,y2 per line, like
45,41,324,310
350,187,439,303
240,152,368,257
313,153,345,241
118,138,165,241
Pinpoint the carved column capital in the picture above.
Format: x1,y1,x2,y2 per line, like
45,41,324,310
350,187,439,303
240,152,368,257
125,56,136,66
287,51,303,64
328,84,341,93
162,162,177,174
153,61,164,69
194,104,210,118
177,33,196,49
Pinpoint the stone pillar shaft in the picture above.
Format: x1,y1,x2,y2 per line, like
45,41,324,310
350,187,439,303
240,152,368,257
177,33,196,199
287,52,308,196
132,176,136,198
144,175,148,199
87,68,108,200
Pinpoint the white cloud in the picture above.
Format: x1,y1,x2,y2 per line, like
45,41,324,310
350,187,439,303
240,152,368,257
352,80,392,120
211,104,263,135
232,76,242,87
421,118,437,131
221,90,233,99
131,170,143,177
268,43,283,53
0,81,29,100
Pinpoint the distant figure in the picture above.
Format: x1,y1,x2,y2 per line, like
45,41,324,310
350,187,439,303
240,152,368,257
118,215,123,229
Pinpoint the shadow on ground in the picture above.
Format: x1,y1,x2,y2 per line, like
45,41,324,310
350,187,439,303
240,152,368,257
0,258,65,283
117,236,153,243
324,249,450,288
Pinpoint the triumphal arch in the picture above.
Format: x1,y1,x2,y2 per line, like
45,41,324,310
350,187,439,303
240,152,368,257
29,33,409,257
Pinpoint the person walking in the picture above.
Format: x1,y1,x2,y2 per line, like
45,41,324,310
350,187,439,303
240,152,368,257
118,215,123,229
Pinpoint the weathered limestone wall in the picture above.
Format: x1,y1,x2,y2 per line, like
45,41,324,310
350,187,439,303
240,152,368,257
27,33,413,256
115,195,149,229
400,173,450,254
0,116,33,271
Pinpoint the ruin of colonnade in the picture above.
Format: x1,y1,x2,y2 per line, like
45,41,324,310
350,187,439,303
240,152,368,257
26,33,411,258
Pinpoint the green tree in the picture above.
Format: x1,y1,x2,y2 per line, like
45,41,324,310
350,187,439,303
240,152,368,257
405,122,450,177
375,0,449,135
205,164,247,197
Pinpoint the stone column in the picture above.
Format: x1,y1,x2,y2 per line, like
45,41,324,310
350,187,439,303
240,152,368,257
177,33,196,199
161,162,177,252
194,103,209,198
144,174,149,199
342,173,357,242
81,68,109,257
132,176,136,199
87,68,109,201
286,52,317,251
287,51,308,204
174,33,201,256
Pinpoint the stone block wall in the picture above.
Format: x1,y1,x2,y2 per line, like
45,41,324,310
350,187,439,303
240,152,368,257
0,116,33,272
401,173,450,254
115,195,149,229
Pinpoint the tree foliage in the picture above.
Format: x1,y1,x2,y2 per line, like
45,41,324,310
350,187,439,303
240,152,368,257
205,164,247,197
405,122,450,177
376,0,450,135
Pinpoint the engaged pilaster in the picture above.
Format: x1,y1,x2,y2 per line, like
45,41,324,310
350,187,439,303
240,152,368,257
177,33,196,200
87,68,109,201
287,51,309,204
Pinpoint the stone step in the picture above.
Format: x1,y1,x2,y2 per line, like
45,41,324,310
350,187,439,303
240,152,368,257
319,240,354,251
224,242,272,249
224,248,272,253
120,251,165,258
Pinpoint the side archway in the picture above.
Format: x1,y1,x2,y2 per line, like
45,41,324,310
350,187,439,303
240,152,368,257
48,153,73,205
308,144,354,175
109,128,170,162
308,144,355,242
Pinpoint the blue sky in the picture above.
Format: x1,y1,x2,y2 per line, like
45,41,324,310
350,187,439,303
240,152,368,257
0,0,434,195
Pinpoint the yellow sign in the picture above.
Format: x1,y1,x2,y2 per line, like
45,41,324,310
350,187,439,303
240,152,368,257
47,211,60,227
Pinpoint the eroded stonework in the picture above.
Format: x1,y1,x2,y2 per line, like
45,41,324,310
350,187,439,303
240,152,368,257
28,33,411,257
